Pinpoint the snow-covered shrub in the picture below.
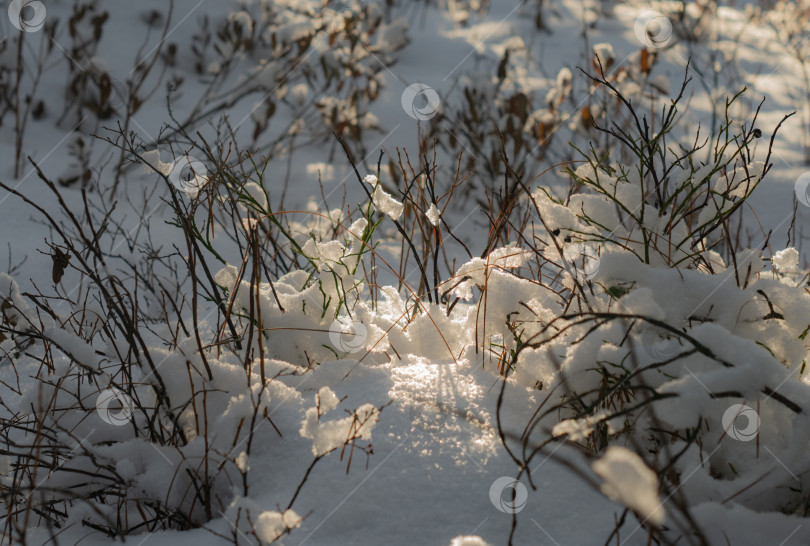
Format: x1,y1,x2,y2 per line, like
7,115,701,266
762,0,810,162
0,162,387,540
2,0,412,192
3,3,808,541
475,72,810,542
185,0,409,149
430,32,672,202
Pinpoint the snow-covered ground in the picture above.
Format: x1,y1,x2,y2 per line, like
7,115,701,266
4,0,810,545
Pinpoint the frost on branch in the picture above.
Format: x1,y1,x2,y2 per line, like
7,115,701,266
140,149,172,176
551,410,612,442
371,184,404,221
425,203,441,227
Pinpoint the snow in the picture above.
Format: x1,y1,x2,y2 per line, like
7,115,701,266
224,496,302,544
235,451,250,473
426,203,441,227
42,328,99,370
592,42,615,67
371,184,404,221
141,149,172,176
593,447,666,527
299,387,380,457
773,247,800,272
449,536,490,546
552,410,611,442
4,0,810,544
255,510,303,543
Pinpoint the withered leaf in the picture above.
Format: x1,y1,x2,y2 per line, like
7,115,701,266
52,248,71,284
641,49,652,74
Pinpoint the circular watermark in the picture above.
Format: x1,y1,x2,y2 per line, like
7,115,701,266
721,403,760,442
794,172,810,207
167,155,209,196
8,0,46,32
401,83,440,121
489,476,528,514
564,243,600,281
96,388,134,426
329,317,368,353
634,10,672,49
640,328,681,360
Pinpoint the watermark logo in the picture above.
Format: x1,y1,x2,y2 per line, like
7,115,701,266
401,83,440,121
641,328,681,360
329,317,368,354
489,476,528,514
564,243,600,281
167,155,208,196
634,11,672,48
96,388,134,426
8,0,46,32
721,403,760,442
794,172,810,207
